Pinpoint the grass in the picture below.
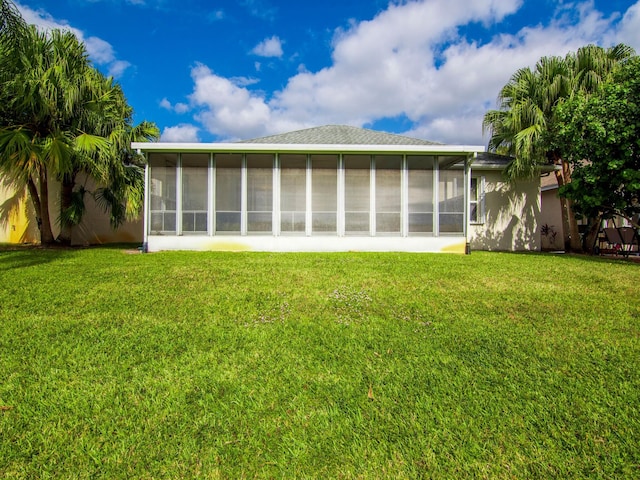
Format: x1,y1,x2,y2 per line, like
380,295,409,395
0,248,639,479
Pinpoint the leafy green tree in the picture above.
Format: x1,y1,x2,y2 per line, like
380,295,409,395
0,1,158,244
483,44,635,251
552,57,640,250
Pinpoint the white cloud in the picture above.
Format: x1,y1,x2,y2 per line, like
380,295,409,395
617,2,640,51
252,36,284,58
160,124,200,142
160,98,190,114
107,60,132,78
174,103,190,114
15,2,131,78
184,0,640,144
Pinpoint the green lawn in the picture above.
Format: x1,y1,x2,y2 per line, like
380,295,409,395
0,248,638,479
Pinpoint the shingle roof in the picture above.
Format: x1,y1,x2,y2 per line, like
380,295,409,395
472,152,512,168
240,125,441,146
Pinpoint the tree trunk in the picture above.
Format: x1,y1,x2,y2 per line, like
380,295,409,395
554,159,583,253
553,169,572,251
562,160,583,252
582,217,601,254
57,177,74,245
28,168,55,244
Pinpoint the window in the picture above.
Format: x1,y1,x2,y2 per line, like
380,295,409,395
375,155,402,234
311,155,338,233
344,155,370,234
215,153,242,233
470,176,485,224
247,154,274,233
182,153,209,234
439,156,465,233
280,154,307,234
407,156,434,234
149,153,177,234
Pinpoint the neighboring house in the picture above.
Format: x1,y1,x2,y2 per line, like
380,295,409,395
540,172,638,252
132,125,542,253
540,173,565,250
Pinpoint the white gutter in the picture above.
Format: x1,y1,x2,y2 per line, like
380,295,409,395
131,142,485,155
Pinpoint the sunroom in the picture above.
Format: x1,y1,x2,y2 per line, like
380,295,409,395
132,126,526,253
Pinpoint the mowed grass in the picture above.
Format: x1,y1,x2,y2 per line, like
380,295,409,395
0,248,639,479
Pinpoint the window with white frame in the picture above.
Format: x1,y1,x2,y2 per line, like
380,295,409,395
149,153,178,234
375,155,402,234
469,175,485,224
344,155,371,234
182,153,209,234
215,153,242,233
280,154,307,234
311,154,338,233
247,154,274,233
407,155,434,234
438,157,465,234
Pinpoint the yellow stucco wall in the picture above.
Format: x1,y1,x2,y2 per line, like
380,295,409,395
469,172,541,251
0,183,39,244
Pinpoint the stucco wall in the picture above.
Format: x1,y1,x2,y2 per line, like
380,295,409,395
469,172,541,251
540,188,565,250
0,182,39,243
0,174,142,245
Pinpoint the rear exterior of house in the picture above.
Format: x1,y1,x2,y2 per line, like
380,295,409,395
132,126,542,253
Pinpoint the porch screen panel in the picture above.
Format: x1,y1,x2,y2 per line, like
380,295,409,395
439,156,465,233
344,155,370,234
311,155,338,233
182,153,209,234
149,153,177,234
375,155,401,234
280,154,306,233
247,154,274,233
408,155,434,234
215,154,241,233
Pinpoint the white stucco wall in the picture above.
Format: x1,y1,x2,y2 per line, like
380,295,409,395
469,172,541,251
146,235,468,253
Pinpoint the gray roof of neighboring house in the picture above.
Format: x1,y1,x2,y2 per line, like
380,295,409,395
240,124,442,146
472,152,512,169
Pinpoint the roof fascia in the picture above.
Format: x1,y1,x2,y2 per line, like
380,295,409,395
131,142,485,155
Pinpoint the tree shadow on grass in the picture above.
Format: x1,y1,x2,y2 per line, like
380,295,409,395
0,245,80,271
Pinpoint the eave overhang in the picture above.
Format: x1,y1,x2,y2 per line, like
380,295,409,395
131,142,485,156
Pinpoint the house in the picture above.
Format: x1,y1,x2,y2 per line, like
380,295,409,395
131,125,542,253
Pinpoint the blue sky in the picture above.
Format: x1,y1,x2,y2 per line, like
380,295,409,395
14,0,640,145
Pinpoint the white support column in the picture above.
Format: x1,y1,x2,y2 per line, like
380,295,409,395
370,155,376,236
176,153,183,236
208,153,215,236
465,154,472,239
337,154,345,237
241,154,247,236
142,151,149,248
433,156,439,237
306,155,312,237
273,153,280,237
401,155,408,237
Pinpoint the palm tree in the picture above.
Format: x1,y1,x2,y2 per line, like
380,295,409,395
0,9,158,244
483,44,635,251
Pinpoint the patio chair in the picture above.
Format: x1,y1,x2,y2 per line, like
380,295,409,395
603,227,639,257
